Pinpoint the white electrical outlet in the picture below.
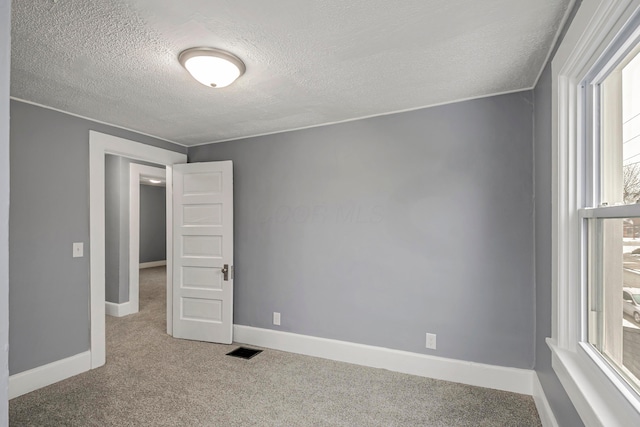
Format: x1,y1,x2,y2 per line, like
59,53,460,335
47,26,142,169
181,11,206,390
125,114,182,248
426,333,437,350
273,312,281,326
73,242,84,258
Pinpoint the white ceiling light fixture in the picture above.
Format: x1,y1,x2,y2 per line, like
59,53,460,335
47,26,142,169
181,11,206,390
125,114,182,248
148,179,162,184
179,47,246,89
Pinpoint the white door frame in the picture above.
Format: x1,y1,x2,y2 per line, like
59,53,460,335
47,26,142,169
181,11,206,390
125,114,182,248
129,163,166,316
89,131,186,369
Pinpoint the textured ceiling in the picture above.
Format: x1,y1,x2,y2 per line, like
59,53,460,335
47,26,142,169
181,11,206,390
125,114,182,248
11,0,571,146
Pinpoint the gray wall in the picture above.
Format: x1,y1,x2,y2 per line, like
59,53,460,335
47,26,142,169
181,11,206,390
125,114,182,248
9,100,185,375
105,155,135,304
139,184,166,263
190,92,535,368
105,154,123,303
1,0,10,421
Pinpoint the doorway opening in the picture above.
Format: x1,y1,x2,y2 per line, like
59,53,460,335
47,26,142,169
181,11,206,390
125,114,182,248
134,169,167,318
89,130,186,369
104,157,167,319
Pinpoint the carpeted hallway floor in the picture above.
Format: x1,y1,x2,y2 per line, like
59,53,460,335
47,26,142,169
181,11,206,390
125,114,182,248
9,266,542,426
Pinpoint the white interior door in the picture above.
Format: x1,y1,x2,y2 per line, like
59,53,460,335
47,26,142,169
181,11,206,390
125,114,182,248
172,161,233,343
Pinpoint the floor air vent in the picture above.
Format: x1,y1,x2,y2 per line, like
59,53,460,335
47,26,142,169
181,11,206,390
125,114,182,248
226,347,263,360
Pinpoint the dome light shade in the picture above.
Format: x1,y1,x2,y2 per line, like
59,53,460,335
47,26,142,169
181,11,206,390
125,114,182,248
179,47,246,88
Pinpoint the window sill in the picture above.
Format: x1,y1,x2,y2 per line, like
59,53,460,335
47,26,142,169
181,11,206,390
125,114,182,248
547,337,640,426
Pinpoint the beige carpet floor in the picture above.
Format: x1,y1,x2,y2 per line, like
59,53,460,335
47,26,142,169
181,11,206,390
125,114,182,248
10,267,542,426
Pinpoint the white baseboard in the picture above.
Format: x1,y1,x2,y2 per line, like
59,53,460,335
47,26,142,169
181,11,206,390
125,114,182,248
9,351,91,399
533,373,559,427
105,301,133,317
139,260,166,269
233,325,534,395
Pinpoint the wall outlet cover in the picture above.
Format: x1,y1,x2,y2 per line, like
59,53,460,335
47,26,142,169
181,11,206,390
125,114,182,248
73,242,84,258
426,333,437,350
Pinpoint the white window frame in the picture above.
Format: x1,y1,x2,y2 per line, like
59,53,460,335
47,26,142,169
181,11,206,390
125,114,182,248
551,1,640,425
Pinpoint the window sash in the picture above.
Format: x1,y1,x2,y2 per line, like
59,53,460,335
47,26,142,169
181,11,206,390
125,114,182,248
583,215,640,398
580,205,640,218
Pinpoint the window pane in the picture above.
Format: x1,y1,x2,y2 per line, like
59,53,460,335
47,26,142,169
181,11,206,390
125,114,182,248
601,49,640,205
588,217,640,394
